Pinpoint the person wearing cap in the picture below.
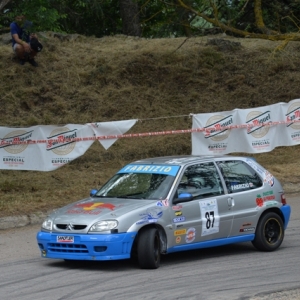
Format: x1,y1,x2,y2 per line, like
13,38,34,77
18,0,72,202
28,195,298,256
10,15,42,67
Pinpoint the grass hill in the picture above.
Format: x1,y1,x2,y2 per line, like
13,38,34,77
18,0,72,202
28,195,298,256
0,32,299,217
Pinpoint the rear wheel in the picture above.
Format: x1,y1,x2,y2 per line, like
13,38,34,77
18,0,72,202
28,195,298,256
252,212,284,251
137,227,161,269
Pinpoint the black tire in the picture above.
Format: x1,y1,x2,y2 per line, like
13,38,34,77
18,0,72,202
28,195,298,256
137,227,161,269
252,212,284,251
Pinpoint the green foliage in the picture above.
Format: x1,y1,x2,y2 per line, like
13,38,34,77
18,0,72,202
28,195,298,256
229,0,300,34
1,0,65,31
1,0,300,40
138,0,190,37
50,0,122,37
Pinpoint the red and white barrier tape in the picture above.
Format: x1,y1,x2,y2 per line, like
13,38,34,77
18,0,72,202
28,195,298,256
1,119,300,146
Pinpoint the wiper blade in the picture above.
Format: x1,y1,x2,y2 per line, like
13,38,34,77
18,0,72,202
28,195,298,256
116,195,146,199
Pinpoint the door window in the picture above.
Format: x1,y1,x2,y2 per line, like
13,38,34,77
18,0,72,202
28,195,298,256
177,162,224,199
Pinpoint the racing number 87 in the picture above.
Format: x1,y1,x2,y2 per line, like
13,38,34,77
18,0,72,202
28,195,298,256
205,211,215,229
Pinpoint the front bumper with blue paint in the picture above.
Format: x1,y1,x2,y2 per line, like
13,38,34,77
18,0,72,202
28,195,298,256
36,231,137,261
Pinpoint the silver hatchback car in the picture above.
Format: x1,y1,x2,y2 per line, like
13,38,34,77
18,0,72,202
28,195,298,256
36,155,291,269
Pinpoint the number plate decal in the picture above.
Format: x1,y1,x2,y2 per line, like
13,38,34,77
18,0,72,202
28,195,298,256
199,199,220,236
57,236,74,243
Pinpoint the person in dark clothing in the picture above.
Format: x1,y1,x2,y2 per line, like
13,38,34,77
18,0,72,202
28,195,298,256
10,15,42,67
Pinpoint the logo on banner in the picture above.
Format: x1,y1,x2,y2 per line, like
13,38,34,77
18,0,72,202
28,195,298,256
47,127,77,155
204,115,233,141
246,111,271,138
0,130,33,154
286,102,300,130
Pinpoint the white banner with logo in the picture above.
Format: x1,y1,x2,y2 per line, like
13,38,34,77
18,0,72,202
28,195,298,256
0,119,137,171
0,125,41,170
1,100,300,170
0,125,94,171
192,99,300,155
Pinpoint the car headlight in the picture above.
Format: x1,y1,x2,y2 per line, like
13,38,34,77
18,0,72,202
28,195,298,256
89,220,118,232
42,219,53,231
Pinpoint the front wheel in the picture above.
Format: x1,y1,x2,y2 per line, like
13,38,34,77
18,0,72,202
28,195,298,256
137,227,161,269
252,212,284,251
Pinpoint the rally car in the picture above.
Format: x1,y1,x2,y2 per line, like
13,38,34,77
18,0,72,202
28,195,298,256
36,155,291,269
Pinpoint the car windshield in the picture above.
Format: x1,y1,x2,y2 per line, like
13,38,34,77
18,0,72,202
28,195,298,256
95,164,180,200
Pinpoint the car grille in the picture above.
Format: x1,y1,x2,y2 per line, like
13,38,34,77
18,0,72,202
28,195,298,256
48,243,88,253
55,224,87,230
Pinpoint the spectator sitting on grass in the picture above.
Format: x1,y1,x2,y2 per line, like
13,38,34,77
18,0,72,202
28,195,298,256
10,14,42,67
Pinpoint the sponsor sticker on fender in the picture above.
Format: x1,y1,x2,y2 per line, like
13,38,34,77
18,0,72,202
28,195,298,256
256,191,276,207
246,159,274,187
239,227,255,233
172,205,183,210
174,229,187,236
175,211,182,216
185,228,196,243
176,236,181,243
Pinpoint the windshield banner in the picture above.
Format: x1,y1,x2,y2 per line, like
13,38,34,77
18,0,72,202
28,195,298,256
118,164,180,176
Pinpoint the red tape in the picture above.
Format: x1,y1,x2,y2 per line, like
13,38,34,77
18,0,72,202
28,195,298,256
1,120,300,145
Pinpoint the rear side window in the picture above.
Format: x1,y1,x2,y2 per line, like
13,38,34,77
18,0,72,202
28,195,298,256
216,160,263,193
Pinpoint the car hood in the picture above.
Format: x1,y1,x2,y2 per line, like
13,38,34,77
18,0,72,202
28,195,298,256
51,196,156,224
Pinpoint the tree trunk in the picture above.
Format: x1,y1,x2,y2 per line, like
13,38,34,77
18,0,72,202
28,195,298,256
119,0,141,37
0,0,12,11
254,0,277,35
175,0,193,37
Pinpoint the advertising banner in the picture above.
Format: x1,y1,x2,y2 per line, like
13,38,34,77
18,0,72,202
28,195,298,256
0,124,94,171
1,100,300,170
0,120,137,171
192,99,300,155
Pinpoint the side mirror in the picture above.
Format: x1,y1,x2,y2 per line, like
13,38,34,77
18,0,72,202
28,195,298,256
90,189,97,197
173,193,193,204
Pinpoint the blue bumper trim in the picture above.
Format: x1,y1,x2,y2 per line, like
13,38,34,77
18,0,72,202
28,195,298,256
167,234,255,253
36,231,137,261
280,205,291,230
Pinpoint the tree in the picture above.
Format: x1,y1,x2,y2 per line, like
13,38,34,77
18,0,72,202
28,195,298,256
0,0,11,11
120,0,141,36
50,0,119,37
0,0,12,30
3,0,300,42
176,0,300,42
0,0,63,31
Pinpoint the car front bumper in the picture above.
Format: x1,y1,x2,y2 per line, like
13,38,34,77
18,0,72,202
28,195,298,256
36,231,137,261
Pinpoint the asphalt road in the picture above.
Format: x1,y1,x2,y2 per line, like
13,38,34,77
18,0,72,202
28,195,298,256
0,194,299,300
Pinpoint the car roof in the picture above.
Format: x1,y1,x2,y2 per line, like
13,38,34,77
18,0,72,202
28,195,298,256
133,155,245,166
